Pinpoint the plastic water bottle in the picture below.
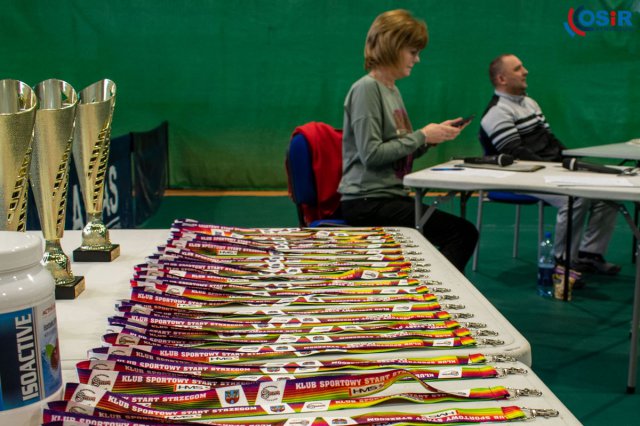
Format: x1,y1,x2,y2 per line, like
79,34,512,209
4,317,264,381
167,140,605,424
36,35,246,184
537,231,555,297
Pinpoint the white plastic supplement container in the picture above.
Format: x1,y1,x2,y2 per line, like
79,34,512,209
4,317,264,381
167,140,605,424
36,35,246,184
0,232,63,425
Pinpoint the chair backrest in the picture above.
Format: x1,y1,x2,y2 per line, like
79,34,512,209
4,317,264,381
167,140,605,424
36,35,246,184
478,129,499,156
477,121,540,203
286,122,343,227
287,133,316,226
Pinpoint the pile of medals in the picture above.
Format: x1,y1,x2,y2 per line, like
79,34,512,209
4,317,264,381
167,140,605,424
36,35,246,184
43,219,559,425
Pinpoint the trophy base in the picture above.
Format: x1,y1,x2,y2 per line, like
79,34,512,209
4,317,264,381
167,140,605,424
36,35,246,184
55,275,86,300
73,244,120,262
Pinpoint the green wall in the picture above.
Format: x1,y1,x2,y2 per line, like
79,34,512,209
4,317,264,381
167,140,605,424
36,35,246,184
3,0,639,189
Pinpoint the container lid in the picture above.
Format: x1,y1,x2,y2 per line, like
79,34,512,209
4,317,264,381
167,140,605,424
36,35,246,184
0,232,43,271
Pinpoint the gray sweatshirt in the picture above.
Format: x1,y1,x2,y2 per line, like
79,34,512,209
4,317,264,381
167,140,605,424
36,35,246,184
339,75,427,200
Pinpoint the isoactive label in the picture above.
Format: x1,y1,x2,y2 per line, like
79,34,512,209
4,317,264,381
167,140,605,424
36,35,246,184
0,299,62,411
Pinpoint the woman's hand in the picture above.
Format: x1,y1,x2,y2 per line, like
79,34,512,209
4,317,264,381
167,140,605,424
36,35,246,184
420,118,465,145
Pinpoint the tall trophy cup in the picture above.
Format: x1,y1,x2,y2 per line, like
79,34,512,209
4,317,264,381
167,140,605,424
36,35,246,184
0,79,37,231
30,79,85,299
72,79,120,262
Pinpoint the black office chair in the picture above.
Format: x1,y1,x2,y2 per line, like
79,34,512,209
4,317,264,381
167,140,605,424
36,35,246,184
473,138,546,271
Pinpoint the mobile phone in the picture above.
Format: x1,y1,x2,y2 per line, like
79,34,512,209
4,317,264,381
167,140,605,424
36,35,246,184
452,114,475,128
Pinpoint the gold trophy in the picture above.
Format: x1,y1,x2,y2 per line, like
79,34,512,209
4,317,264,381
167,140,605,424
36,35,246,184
72,79,120,262
0,79,37,231
30,79,85,299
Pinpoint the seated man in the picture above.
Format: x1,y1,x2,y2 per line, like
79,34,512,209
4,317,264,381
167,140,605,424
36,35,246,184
479,53,620,275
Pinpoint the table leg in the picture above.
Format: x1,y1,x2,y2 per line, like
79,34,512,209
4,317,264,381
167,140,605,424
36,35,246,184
629,245,640,393
414,188,426,231
414,189,457,232
563,196,574,302
459,191,472,220
472,190,485,272
617,203,640,393
632,160,639,265
633,204,638,264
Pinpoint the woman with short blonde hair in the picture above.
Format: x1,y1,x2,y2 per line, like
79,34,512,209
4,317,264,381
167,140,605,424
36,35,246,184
338,9,478,272
364,9,428,71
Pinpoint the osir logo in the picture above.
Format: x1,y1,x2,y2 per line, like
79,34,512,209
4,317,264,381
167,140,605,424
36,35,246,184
564,5,634,37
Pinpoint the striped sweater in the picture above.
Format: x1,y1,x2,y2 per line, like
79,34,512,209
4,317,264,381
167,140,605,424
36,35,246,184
479,91,565,161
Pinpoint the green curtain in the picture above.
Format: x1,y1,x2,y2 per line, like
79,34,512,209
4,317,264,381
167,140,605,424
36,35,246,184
3,0,639,189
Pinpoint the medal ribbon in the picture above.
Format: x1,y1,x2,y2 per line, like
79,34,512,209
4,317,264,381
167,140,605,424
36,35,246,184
79,363,502,393
166,241,413,267
137,311,450,326
122,300,448,324
85,347,487,370
132,281,430,299
129,288,438,308
132,270,422,290
175,236,404,250
133,275,427,295
112,311,460,334
116,302,452,321
103,326,472,349
107,331,476,353
84,350,488,375
138,264,420,287
171,227,394,244
162,245,413,275
62,369,514,419
108,319,469,341
152,251,412,280
43,404,532,425
172,218,384,237
173,228,391,243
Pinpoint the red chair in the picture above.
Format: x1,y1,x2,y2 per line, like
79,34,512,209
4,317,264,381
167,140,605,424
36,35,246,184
285,122,346,227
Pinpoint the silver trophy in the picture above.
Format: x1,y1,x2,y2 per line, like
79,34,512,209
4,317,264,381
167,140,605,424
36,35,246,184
30,79,85,299
72,79,120,262
0,79,37,231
